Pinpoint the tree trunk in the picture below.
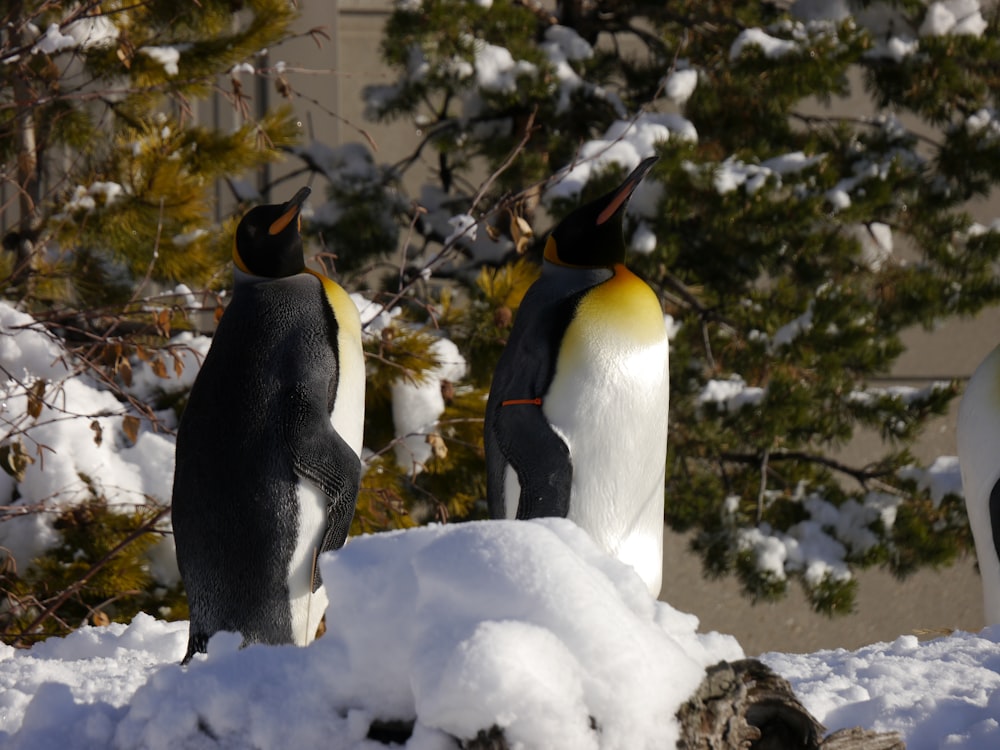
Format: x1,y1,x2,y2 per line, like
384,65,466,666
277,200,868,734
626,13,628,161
7,0,41,290
676,659,905,750
367,658,905,749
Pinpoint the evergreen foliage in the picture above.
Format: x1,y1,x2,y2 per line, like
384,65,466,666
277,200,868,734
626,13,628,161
0,497,185,644
2,0,299,306
355,0,1000,613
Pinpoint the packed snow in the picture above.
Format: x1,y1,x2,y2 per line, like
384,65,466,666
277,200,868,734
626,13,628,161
390,337,468,473
729,28,801,61
139,46,182,77
29,15,119,56
1,518,999,749
712,151,825,196
697,375,766,411
790,0,988,61
662,66,698,105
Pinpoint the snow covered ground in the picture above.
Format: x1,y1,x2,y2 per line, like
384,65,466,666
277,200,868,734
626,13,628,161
1,518,998,749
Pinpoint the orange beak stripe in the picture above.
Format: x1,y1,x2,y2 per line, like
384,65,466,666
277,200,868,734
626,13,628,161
597,176,639,226
268,203,300,236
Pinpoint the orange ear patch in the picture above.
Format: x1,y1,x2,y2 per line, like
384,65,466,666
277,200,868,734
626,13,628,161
543,236,560,264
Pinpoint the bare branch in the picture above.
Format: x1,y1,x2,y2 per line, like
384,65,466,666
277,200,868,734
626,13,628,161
8,504,170,647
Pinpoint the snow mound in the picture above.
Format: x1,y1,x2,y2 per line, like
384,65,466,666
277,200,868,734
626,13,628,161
3,520,1000,749
1,519,742,749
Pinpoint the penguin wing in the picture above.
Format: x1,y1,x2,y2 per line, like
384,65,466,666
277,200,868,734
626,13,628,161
486,398,573,519
283,381,362,553
485,281,593,520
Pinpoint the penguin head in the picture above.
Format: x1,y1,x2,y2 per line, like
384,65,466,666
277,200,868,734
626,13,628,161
233,186,311,278
544,156,657,268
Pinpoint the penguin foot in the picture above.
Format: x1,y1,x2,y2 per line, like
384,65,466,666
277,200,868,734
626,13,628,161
180,632,209,666
366,718,415,744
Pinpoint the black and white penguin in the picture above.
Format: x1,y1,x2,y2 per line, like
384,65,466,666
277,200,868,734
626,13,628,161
171,187,365,664
957,342,1000,625
484,157,670,596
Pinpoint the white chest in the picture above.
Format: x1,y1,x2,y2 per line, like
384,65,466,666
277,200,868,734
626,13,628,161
542,270,670,595
957,343,1000,624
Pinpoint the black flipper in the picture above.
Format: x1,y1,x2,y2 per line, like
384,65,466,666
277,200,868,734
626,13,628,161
283,381,362,588
484,267,611,520
990,476,1000,573
489,399,573,518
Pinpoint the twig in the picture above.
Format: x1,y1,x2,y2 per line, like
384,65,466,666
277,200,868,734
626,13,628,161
10,505,170,647
469,106,538,214
719,449,899,488
756,447,769,524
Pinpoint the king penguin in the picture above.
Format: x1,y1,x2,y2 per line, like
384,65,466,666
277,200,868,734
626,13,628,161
171,186,365,664
484,156,670,596
957,342,1000,625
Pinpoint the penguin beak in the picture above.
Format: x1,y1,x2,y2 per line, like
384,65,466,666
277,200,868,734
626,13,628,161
268,186,312,236
596,156,658,226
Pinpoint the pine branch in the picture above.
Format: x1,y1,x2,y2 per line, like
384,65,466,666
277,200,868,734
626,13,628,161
719,450,901,488
8,505,170,647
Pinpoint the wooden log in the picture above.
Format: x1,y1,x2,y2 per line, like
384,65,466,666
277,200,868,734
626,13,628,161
676,659,905,750
367,658,905,749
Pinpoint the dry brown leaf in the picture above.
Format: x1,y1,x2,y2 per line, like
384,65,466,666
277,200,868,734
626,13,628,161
155,309,171,337
440,380,455,404
26,380,45,420
276,75,292,99
509,210,534,255
426,433,448,461
0,440,35,482
118,357,133,387
151,357,169,379
122,415,140,444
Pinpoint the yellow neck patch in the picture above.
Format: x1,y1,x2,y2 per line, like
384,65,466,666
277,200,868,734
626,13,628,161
305,269,362,343
576,264,666,345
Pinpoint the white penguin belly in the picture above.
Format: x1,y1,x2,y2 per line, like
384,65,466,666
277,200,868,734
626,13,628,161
957,344,1000,624
543,271,670,596
287,479,329,646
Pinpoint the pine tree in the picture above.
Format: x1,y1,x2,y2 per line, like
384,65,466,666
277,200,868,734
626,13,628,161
356,0,1000,613
0,0,307,641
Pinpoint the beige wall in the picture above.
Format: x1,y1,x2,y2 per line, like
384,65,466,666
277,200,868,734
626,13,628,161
188,1,403,214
